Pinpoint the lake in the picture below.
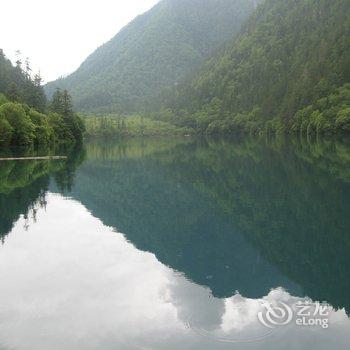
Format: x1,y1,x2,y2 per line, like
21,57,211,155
1,136,350,349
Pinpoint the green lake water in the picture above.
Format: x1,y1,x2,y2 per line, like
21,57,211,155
0,136,350,349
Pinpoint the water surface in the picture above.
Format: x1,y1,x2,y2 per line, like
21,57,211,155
1,136,350,349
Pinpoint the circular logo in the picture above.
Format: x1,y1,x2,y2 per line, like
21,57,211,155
258,301,293,328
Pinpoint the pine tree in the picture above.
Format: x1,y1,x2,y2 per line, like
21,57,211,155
24,57,32,80
61,89,74,118
50,88,63,114
7,82,20,102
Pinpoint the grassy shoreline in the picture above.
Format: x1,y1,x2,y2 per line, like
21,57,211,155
84,115,193,138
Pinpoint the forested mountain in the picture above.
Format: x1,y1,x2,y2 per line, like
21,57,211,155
45,0,259,114
158,0,350,134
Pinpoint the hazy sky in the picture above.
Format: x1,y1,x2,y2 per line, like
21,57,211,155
0,0,158,82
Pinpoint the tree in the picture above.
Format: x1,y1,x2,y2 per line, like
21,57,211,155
28,109,53,145
0,115,13,145
0,93,8,106
61,89,74,118
25,72,47,113
33,72,43,87
336,108,350,132
15,50,22,70
0,102,35,145
55,89,84,139
48,112,74,142
24,57,32,80
50,88,63,114
7,82,20,102
49,89,85,142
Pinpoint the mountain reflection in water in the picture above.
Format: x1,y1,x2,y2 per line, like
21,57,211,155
0,136,350,349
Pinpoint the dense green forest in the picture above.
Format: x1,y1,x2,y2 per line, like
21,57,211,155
154,0,350,135
0,50,84,147
45,0,259,114
44,0,350,137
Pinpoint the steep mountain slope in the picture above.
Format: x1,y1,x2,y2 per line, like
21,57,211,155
161,0,350,134
45,0,258,113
